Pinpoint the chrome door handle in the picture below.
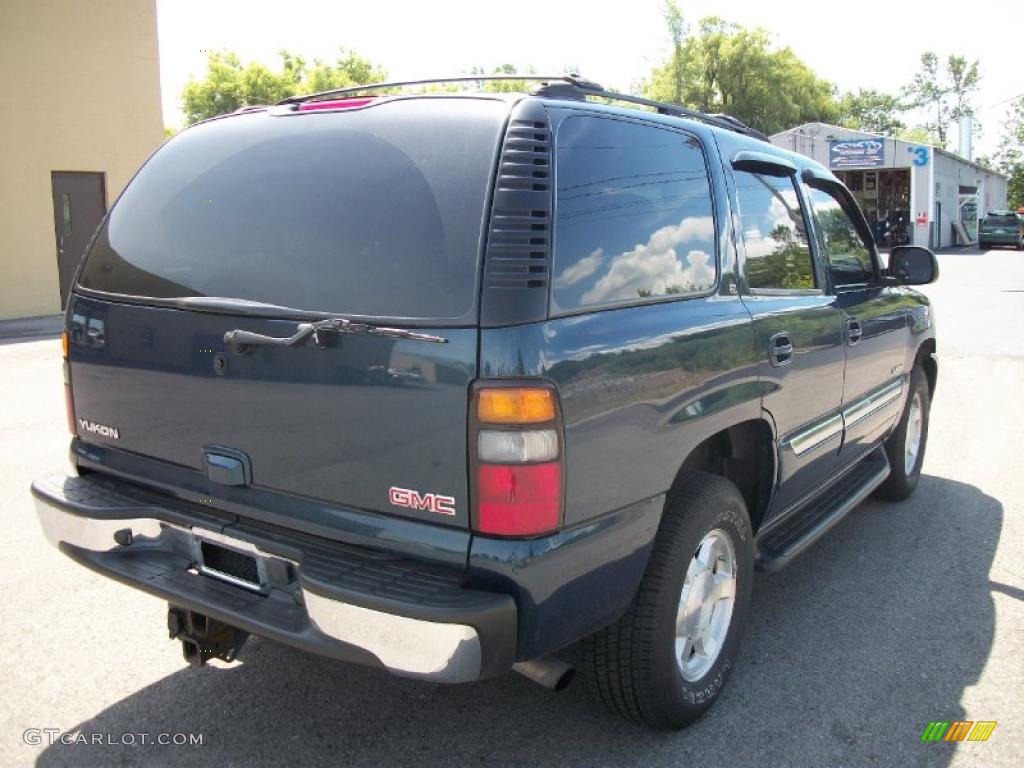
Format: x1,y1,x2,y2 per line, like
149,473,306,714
768,332,793,367
846,318,863,346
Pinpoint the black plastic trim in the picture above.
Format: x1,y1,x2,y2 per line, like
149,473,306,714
755,446,890,572
479,99,554,327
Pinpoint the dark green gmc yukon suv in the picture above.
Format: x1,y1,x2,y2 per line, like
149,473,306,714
33,75,939,729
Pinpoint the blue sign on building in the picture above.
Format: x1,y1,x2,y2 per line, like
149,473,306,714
829,138,885,168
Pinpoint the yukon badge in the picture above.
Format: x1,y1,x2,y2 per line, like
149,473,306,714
388,486,456,516
78,419,120,440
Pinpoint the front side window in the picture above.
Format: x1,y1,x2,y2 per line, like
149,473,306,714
734,171,815,290
805,183,875,287
551,116,717,312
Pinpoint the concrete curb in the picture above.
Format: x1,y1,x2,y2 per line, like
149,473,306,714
0,314,63,341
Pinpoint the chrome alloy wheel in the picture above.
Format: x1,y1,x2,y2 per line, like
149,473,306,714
904,392,924,475
675,529,737,682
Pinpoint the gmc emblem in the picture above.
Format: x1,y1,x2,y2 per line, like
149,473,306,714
388,486,456,516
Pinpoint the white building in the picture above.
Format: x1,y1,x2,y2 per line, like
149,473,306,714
771,123,1008,249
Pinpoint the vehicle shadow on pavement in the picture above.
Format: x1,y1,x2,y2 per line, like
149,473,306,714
37,475,1001,768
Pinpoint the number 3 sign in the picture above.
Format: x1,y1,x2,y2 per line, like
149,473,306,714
908,146,929,166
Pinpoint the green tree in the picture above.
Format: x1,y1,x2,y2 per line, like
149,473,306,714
836,89,906,135
470,63,538,93
948,55,981,122
663,0,686,105
181,48,385,124
896,126,938,145
745,223,815,290
993,97,1024,209
644,17,837,135
902,52,980,148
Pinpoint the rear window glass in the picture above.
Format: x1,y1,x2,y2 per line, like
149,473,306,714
77,99,505,322
984,214,1019,226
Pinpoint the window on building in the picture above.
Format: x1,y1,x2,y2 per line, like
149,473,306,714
805,183,875,286
734,171,816,290
551,116,717,312
61,193,72,235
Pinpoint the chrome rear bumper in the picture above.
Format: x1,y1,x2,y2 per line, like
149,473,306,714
33,474,515,683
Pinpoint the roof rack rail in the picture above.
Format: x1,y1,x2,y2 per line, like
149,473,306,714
276,73,768,142
530,82,769,142
276,74,603,105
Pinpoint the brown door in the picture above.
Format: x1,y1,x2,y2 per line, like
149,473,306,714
51,172,106,308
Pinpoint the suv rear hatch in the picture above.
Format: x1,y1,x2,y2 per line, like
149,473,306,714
67,96,509,538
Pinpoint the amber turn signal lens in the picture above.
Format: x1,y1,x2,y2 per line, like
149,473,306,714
61,330,69,358
477,387,556,424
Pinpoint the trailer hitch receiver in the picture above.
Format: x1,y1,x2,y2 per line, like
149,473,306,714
168,607,249,667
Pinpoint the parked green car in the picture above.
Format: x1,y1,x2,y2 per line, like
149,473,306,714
978,211,1024,250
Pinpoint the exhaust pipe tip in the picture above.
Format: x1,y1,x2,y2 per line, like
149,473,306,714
513,657,576,691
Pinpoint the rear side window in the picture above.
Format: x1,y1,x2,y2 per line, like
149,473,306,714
733,171,816,291
551,116,716,312
77,99,506,322
805,183,875,287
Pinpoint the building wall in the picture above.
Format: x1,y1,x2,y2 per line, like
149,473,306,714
0,0,163,320
931,150,1008,248
771,123,910,171
910,149,931,249
771,123,1008,250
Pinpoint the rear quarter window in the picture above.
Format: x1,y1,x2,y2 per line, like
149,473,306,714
77,99,506,322
550,116,717,313
984,214,1019,227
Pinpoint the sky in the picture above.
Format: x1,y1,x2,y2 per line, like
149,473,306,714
156,0,1023,156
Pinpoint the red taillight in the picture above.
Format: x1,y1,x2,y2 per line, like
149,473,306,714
62,332,76,436
477,463,562,536
472,383,564,537
297,97,377,112
64,380,76,435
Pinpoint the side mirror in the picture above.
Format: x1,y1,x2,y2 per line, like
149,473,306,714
888,246,939,285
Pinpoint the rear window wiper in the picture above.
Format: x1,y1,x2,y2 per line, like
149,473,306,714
224,317,447,351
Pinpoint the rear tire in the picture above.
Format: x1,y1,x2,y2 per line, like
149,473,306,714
577,473,753,730
874,366,930,501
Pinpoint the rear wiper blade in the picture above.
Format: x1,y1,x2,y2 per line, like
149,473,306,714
223,317,447,350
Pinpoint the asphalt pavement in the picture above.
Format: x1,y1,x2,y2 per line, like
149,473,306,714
1,246,1021,767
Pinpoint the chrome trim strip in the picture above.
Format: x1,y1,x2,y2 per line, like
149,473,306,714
190,526,277,594
198,566,265,594
34,499,483,683
786,413,843,457
843,378,904,429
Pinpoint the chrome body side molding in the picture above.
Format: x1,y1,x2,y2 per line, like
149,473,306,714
842,378,904,430
783,376,904,458
786,413,843,457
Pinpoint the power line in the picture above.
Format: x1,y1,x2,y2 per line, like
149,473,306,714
979,92,1023,109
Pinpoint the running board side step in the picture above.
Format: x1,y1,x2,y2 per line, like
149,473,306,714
755,447,890,572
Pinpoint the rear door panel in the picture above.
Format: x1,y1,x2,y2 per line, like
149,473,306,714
743,295,846,513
